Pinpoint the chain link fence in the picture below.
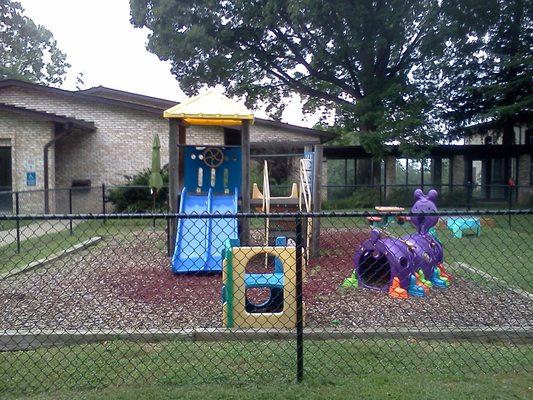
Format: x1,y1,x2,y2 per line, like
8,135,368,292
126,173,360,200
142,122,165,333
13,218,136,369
0,209,532,396
1,182,530,217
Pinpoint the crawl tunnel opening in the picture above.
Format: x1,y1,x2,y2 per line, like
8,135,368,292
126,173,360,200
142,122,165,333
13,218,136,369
244,253,284,313
358,251,391,289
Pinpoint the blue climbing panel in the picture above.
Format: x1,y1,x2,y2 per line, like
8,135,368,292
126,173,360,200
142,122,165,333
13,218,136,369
184,146,242,193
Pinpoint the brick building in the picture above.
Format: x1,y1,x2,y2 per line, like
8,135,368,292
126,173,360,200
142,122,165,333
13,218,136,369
0,79,331,213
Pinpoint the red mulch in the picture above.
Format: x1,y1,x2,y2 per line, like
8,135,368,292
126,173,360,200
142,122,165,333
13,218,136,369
114,229,369,309
304,230,368,299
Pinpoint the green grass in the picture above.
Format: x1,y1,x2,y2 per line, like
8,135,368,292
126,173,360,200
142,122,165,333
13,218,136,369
442,216,533,292
0,220,32,231
0,339,531,399
381,215,533,292
9,374,532,400
0,219,168,275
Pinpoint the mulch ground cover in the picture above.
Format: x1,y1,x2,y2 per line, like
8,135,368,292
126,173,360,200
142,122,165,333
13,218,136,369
1,229,532,331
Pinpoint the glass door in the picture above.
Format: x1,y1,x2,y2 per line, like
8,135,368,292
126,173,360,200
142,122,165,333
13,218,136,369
490,158,506,199
471,159,486,199
0,146,12,212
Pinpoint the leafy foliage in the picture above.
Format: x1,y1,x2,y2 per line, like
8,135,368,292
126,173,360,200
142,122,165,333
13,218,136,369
0,0,70,85
418,0,533,142
107,169,169,212
323,188,380,210
130,0,493,155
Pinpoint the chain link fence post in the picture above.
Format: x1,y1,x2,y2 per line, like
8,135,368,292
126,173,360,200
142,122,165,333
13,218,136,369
69,188,73,235
102,184,107,224
295,212,304,382
15,191,20,254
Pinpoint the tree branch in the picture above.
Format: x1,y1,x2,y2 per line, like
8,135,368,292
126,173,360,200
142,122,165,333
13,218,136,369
248,48,354,107
269,25,362,99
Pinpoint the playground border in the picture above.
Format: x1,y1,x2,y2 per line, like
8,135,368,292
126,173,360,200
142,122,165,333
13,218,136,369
0,236,102,280
1,326,532,351
450,261,533,301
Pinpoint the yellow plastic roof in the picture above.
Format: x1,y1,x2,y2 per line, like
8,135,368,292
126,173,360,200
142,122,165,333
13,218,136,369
163,90,254,126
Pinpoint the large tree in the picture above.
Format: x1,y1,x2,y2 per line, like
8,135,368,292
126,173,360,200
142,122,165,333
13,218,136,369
130,0,492,154
423,0,532,144
0,0,70,86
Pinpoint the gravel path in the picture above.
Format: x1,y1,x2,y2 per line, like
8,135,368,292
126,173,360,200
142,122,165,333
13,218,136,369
1,229,531,331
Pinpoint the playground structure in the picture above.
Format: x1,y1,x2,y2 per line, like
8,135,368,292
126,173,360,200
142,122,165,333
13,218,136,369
252,161,299,245
163,92,323,326
170,144,242,273
222,236,301,328
348,189,452,299
252,154,314,251
164,91,324,273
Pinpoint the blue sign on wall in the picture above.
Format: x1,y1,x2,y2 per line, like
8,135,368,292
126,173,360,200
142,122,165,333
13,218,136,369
26,172,36,186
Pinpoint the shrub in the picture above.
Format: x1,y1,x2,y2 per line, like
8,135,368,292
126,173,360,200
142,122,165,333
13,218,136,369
385,188,414,208
107,168,169,212
323,188,380,210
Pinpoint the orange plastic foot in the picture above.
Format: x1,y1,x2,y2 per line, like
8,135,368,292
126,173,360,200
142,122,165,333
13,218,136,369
389,277,409,299
438,264,452,281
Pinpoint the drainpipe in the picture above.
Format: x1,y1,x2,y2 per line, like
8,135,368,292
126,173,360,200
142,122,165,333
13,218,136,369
44,124,70,213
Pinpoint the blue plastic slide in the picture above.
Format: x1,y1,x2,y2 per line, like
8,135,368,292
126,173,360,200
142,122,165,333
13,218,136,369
206,190,239,271
171,187,238,274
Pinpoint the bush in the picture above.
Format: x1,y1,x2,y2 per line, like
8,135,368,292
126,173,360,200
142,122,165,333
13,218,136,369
385,188,414,208
107,168,169,212
323,188,380,210
387,187,478,208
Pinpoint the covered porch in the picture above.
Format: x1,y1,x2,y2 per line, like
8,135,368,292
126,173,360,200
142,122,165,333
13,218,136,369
323,144,533,207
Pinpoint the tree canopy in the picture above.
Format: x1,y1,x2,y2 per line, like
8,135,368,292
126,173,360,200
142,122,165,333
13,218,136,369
130,0,500,154
0,0,70,86
424,0,532,144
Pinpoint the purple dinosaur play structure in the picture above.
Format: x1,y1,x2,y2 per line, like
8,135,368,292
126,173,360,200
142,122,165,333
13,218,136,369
353,189,451,298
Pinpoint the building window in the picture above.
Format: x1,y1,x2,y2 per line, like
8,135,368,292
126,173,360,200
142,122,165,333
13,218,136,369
441,158,451,192
395,158,450,189
526,129,533,145
395,159,408,185
224,128,241,146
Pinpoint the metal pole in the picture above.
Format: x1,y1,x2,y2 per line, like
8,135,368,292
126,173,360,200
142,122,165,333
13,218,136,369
508,185,513,230
295,213,304,382
467,183,472,211
166,217,171,257
69,188,73,235
15,192,20,254
102,183,106,216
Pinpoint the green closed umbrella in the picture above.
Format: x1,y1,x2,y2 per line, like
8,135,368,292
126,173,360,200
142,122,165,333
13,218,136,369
149,134,164,215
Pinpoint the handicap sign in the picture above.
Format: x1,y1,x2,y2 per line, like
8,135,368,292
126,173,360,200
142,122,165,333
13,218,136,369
26,172,36,186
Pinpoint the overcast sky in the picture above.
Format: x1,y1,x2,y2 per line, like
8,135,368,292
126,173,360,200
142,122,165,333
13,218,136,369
19,0,318,127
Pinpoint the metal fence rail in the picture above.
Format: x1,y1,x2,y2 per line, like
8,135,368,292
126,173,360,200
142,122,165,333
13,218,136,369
0,209,532,395
1,182,531,216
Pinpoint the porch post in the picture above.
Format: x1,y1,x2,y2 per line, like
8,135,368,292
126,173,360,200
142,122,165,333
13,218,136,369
241,120,250,244
311,144,323,257
432,157,442,190
168,118,181,253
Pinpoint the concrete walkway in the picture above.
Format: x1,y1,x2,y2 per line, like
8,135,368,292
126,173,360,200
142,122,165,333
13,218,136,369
0,220,80,246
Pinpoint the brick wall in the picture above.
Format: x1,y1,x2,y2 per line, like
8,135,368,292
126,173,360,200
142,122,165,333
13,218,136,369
0,85,321,212
0,111,54,213
1,87,171,189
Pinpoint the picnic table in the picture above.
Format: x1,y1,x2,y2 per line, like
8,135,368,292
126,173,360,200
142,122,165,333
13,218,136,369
367,206,407,227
